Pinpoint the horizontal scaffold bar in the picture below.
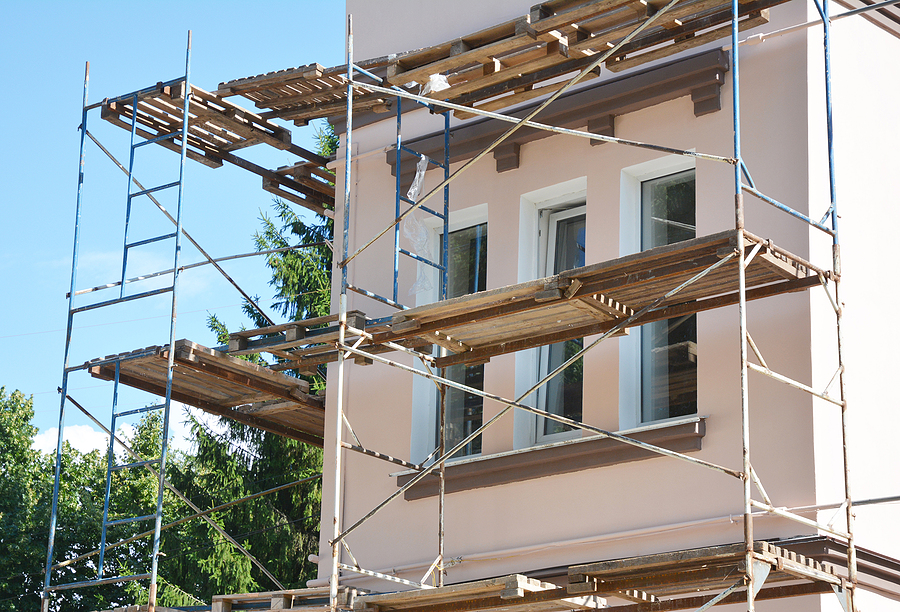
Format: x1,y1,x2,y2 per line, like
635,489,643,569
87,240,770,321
749,500,851,540
70,285,173,315
742,184,836,235
355,80,735,164
44,573,151,592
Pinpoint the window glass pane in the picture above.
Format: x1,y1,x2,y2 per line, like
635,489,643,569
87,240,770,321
640,170,697,422
446,223,487,299
641,170,696,251
542,212,585,437
439,222,487,456
443,362,484,456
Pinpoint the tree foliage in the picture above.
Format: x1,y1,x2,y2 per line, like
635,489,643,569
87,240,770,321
0,390,188,611
7,121,339,611
182,118,337,594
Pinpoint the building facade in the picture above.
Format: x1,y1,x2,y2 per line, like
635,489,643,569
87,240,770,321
312,1,900,610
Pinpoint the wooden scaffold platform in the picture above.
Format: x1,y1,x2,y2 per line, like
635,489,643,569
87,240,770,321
100,81,335,217
226,229,823,372
346,540,846,612
216,0,784,123
85,340,325,447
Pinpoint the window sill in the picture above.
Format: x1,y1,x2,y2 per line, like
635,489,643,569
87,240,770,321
395,417,706,501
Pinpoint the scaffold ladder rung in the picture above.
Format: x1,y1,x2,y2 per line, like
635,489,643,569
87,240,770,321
105,513,158,527
44,573,152,592
125,232,178,250
115,403,166,418
134,130,184,148
130,180,180,199
111,458,161,472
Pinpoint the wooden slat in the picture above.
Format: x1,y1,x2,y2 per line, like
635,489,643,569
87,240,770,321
84,341,325,446
606,10,771,72
356,575,605,612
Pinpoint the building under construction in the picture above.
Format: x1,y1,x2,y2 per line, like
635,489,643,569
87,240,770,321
42,0,900,611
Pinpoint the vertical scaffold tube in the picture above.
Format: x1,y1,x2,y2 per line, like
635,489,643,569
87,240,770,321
331,14,354,612
436,108,451,589
437,379,446,587
43,59,90,612
819,0,857,607
730,0,754,609
393,95,402,304
148,29,191,612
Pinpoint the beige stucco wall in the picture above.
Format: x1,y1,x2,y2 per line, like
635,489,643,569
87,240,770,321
315,0,900,608
808,1,900,562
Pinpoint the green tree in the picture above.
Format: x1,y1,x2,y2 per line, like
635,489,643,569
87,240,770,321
0,388,159,612
180,119,336,593
0,388,49,611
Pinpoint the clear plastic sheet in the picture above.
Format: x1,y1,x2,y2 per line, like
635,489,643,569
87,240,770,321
404,155,433,295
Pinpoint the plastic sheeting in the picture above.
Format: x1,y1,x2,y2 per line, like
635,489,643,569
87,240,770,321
404,155,433,295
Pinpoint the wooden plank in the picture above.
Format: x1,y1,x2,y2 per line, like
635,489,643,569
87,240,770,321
173,350,319,408
356,575,601,612
605,582,834,612
756,247,809,279
275,163,337,198
391,30,542,87
388,18,523,77
531,0,641,34
433,274,818,368
430,42,583,103
230,313,367,356
90,363,324,446
263,94,392,125
239,400,308,417
216,63,326,95
607,10,771,72
270,338,433,371
453,69,601,119
100,105,223,168
176,340,313,391
262,178,335,218
569,542,758,579
230,311,360,339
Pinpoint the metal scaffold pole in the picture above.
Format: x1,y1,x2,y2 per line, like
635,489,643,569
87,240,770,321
147,30,192,612
42,59,90,612
330,13,354,612
729,0,755,608
814,0,857,606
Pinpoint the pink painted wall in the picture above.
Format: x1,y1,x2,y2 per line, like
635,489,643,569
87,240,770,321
314,1,900,609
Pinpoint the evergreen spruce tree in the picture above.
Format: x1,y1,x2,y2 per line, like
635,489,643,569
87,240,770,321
181,120,338,594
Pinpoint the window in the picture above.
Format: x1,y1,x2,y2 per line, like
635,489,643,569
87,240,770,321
438,223,487,456
537,206,585,441
639,169,697,422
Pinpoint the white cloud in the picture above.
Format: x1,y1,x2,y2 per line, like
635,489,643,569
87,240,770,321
32,404,204,457
33,424,110,455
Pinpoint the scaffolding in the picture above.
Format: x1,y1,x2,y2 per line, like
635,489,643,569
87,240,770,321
42,0,900,610
322,0,871,610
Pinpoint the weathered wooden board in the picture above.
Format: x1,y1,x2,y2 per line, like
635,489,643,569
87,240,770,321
568,540,839,599
355,575,606,612
246,230,823,370
212,586,362,612
217,0,790,122
86,340,325,446
100,82,335,215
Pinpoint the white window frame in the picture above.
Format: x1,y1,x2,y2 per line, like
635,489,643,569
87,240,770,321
535,204,587,444
618,156,696,430
513,177,588,449
409,204,488,464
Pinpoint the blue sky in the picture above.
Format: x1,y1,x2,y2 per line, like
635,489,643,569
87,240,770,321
1,1,345,450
